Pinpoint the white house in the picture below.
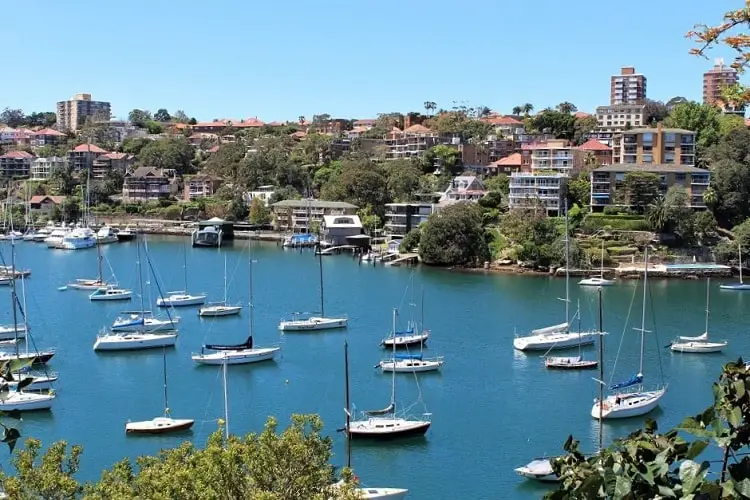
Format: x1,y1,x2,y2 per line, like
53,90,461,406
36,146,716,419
246,185,275,206
439,176,487,204
321,214,363,246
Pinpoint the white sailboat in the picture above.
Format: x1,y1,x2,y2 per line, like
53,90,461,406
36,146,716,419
111,312,179,333
378,298,443,373
199,256,242,317
126,347,194,434
578,241,615,286
156,245,206,307
94,239,178,351
544,299,599,370
670,278,727,353
89,285,133,301
67,240,113,290
591,246,667,420
514,210,598,351
348,309,431,440
380,281,430,348
720,244,750,290
192,255,279,365
278,243,347,331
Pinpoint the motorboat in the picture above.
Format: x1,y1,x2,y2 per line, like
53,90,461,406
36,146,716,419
199,304,242,317
157,291,206,307
191,225,223,248
95,226,119,244
93,331,177,351
21,230,37,242
126,416,194,434
60,227,96,250
1,231,23,242
514,459,559,482
282,233,318,248
44,228,69,248
116,226,137,241
279,315,347,331
0,391,55,412
378,353,443,373
544,355,598,369
111,313,179,332
32,227,51,242
89,285,133,301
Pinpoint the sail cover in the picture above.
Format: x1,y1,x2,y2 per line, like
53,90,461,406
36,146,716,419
364,403,395,416
205,336,253,351
610,373,643,390
394,353,423,360
531,322,568,336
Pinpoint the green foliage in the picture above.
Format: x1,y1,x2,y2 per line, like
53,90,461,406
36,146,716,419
128,109,152,128
567,178,591,207
268,185,301,205
663,186,695,244
400,228,421,252
529,110,577,140
422,145,461,175
483,175,510,195
153,109,171,122
248,197,271,225
384,160,422,202
732,218,750,251
320,159,390,216
419,203,490,266
138,137,195,175
120,137,151,156
582,213,649,232
664,101,721,151
643,99,670,125
623,172,661,213
357,205,380,234
705,127,750,227
500,208,562,267
694,210,718,240
145,120,163,134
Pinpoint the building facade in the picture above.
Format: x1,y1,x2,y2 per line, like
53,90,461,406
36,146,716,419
56,93,111,132
30,128,66,146
0,151,34,178
321,214,363,246
30,156,68,181
610,66,647,105
590,164,710,210
578,139,613,166
183,175,222,201
91,152,134,180
612,125,696,166
439,176,487,204
384,124,443,160
122,167,178,203
29,195,66,218
68,143,108,171
703,59,744,114
246,185,275,206
271,199,358,233
595,104,648,134
384,202,435,237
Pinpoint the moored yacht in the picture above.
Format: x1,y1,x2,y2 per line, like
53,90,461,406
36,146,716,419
117,226,137,241
44,227,69,248
157,291,206,307
93,330,177,351
95,226,119,244
61,227,96,250
111,313,179,332
89,285,133,301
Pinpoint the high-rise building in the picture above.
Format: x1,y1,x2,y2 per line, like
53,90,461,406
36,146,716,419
703,58,742,113
610,67,647,106
56,93,111,132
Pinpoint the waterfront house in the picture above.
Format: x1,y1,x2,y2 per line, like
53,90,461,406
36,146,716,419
122,167,179,203
184,175,222,201
68,143,107,171
321,214,363,246
0,151,34,179
246,185,275,206
30,156,68,181
439,176,487,204
29,195,66,218
384,202,435,238
271,199,358,233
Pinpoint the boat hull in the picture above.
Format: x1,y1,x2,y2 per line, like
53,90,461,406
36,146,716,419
111,316,179,332
117,233,136,241
8,374,58,391
670,341,726,353
94,334,177,351
0,392,55,411
578,278,615,286
279,317,348,331
0,351,55,365
514,459,559,483
348,419,430,440
720,283,750,290
199,306,242,317
157,295,206,307
191,347,280,365
545,358,598,369
89,290,133,301
125,417,194,434
591,388,666,419
358,488,409,499
513,332,597,351
379,360,442,373
381,333,429,348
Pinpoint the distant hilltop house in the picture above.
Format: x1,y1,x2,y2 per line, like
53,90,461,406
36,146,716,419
122,167,179,203
271,199,358,233
439,176,487,204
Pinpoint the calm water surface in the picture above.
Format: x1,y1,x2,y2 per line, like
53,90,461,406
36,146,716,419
4,237,749,499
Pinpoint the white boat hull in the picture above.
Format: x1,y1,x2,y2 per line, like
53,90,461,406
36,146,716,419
0,391,55,411
348,417,430,439
9,373,58,391
199,305,242,317
514,459,559,482
358,487,409,499
670,341,727,353
381,333,429,348
94,333,177,351
578,278,615,286
513,331,597,351
68,279,108,290
125,417,194,434
720,283,750,290
157,294,206,307
591,388,666,419
279,316,348,331
379,359,443,373
191,347,280,365
111,316,179,332
89,289,133,301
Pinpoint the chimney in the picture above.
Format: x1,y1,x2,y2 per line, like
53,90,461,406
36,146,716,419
655,122,663,165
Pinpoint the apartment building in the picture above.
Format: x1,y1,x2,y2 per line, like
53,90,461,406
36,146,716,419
56,93,111,132
68,143,108,171
610,66,647,105
520,139,582,175
439,176,487,204
595,104,648,134
384,202,435,237
30,156,68,181
590,164,710,210
183,174,222,201
0,151,34,178
271,199,358,233
122,167,179,203
91,152,134,180
578,139,613,166
190,118,265,134
384,124,442,160
612,124,696,166
703,58,744,114
30,128,66,147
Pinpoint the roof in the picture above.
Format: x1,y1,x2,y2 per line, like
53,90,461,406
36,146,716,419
29,195,65,205
272,199,358,209
322,214,362,228
266,121,284,127
573,111,592,119
207,145,220,153
492,153,522,166
100,152,131,160
403,124,432,134
128,166,166,178
353,119,377,126
593,164,708,174
482,115,523,125
1,151,34,159
622,127,695,135
72,144,108,153
33,128,65,136
578,139,612,151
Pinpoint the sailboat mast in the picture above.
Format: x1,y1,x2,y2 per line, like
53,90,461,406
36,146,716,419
9,239,19,357
597,286,604,448
162,347,169,413
318,244,325,317
223,255,228,304
249,254,255,338
739,244,744,285
391,308,397,411
222,360,229,440
344,341,352,469
97,239,103,283
136,239,145,316
183,244,188,292
600,240,605,280
420,286,425,333
639,246,649,376
705,278,711,334
564,206,570,326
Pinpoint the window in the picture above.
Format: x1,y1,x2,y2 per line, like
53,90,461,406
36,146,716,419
642,133,653,143
642,154,654,164
664,133,676,143
675,173,686,181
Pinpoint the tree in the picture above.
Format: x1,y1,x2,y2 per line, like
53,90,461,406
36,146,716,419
248,197,271,225
268,185,300,205
423,101,437,116
24,111,56,127
3,439,82,499
120,137,151,156
664,185,695,243
694,210,718,240
422,145,461,175
172,110,189,123
664,101,721,151
646,197,667,232
623,172,661,212
138,137,195,175
666,96,689,109
384,159,421,202
145,120,163,134
153,109,171,122
530,110,577,140
188,117,197,125
357,205,380,234
572,116,599,145
556,102,577,114
709,159,750,227
400,228,421,252
499,206,563,268
128,109,152,128
566,177,590,207
643,99,670,124
419,203,490,266
521,103,534,116
512,106,522,116
484,175,510,195
0,108,25,128
320,160,390,216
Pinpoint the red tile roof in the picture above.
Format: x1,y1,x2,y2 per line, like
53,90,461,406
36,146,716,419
492,153,522,166
30,195,65,205
33,128,65,136
482,116,523,125
72,144,107,153
266,121,284,127
1,151,34,159
101,152,131,160
403,124,432,134
578,139,611,151
574,111,592,119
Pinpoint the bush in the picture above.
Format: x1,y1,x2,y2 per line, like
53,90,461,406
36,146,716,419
603,205,624,215
419,203,490,266
582,214,649,231
399,228,420,252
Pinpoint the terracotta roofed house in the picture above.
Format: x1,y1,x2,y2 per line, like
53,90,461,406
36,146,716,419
31,128,66,146
488,153,523,175
184,174,222,201
577,138,613,166
68,143,108,171
0,150,34,178
29,195,66,218
92,152,134,180
122,167,178,203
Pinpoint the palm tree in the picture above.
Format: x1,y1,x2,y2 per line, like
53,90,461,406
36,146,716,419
423,101,437,116
556,102,577,114
298,115,305,125
702,187,718,208
646,197,667,232
475,106,491,118
522,103,534,116
512,106,523,116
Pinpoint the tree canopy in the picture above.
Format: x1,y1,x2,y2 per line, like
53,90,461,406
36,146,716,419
419,203,490,266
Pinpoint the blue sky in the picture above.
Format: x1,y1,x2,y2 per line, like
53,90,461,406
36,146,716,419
3,0,740,121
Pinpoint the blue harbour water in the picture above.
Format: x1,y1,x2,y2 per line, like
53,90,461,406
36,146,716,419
3,237,750,499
